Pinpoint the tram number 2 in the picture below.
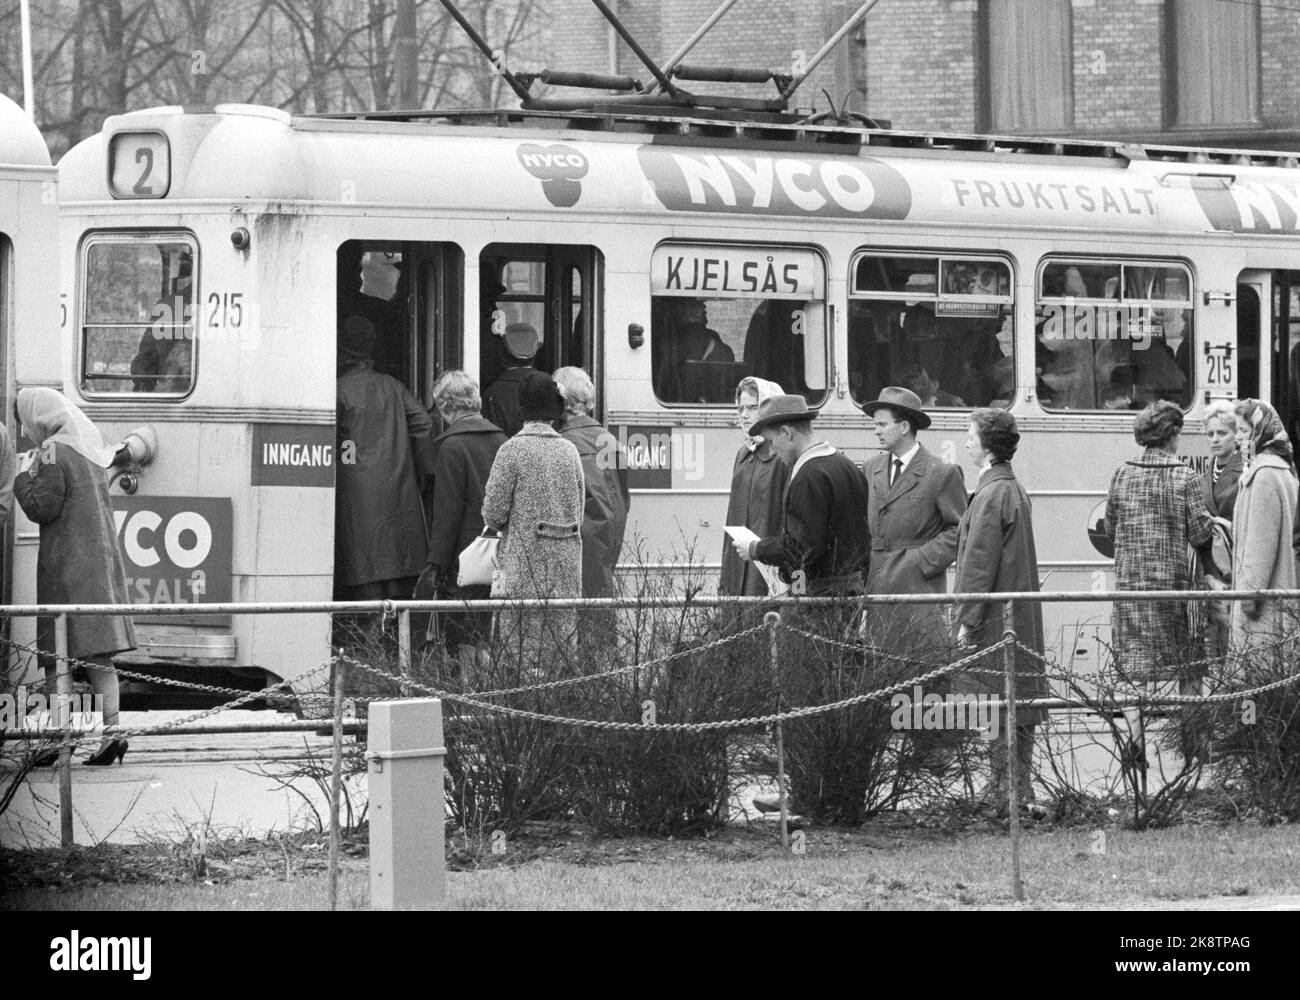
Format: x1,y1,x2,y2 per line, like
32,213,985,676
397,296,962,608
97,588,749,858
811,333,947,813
207,292,244,329
1205,347,1233,387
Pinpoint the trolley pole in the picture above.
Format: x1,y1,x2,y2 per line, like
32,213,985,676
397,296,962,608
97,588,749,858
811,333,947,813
54,614,73,848
1003,612,1023,903
765,611,790,851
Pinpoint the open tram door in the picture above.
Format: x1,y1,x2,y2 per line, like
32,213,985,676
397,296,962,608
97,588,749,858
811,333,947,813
478,244,604,420
1236,270,1300,454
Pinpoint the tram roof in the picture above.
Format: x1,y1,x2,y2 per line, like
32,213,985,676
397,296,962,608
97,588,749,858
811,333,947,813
0,92,51,169
57,103,1300,238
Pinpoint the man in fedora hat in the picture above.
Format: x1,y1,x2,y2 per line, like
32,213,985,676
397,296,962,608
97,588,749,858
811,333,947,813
729,394,869,595
861,386,966,649
483,322,540,437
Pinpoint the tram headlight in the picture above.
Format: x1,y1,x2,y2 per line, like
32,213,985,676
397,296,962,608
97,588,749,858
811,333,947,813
231,227,251,252
118,426,158,467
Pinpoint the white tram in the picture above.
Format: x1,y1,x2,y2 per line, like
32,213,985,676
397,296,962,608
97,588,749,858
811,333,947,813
37,101,1300,691
1,92,59,652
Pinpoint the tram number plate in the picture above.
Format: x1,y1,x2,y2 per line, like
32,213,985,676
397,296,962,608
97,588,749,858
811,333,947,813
112,496,233,623
1205,346,1233,387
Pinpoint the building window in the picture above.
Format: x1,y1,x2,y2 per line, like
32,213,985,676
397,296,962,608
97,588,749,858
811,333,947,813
980,0,1073,132
1167,0,1260,127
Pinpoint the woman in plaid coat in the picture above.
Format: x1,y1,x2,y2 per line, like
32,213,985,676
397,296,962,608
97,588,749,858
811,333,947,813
1105,401,1218,681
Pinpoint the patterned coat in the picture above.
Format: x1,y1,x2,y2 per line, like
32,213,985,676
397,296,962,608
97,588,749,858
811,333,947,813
720,442,790,596
1229,453,1299,659
1106,447,1212,681
952,462,1048,725
863,444,966,653
482,422,584,663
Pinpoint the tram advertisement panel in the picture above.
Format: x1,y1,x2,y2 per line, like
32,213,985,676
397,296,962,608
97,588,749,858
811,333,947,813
112,496,233,621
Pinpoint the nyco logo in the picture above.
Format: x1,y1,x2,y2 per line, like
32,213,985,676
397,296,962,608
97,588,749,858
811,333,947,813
516,143,589,207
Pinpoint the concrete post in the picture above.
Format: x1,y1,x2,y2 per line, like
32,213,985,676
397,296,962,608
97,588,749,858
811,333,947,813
368,698,446,910
55,613,73,848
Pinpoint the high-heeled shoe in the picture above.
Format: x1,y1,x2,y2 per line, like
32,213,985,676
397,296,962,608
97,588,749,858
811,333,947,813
84,738,128,766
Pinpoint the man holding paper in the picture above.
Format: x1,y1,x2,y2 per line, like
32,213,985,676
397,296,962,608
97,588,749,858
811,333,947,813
728,395,870,597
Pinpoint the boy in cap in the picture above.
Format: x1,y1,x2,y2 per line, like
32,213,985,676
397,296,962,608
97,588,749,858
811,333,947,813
482,322,540,437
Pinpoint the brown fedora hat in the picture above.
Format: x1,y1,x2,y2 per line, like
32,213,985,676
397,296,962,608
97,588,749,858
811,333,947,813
861,386,931,430
747,394,818,436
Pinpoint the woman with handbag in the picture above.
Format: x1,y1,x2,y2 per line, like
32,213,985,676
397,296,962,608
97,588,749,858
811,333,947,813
481,371,584,672
417,371,506,668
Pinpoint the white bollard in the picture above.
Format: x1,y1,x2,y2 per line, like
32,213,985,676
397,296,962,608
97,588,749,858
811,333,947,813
367,698,446,910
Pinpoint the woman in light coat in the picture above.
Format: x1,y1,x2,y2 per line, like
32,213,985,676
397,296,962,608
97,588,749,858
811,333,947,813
482,371,584,669
14,388,136,765
1229,399,1299,662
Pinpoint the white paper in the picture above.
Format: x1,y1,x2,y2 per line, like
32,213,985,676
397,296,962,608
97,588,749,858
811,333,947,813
725,526,789,597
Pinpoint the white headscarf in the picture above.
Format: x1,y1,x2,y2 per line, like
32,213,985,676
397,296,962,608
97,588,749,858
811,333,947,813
17,387,118,468
737,377,785,452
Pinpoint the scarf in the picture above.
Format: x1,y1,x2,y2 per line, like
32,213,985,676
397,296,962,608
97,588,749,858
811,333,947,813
16,387,117,468
1239,399,1296,476
741,378,786,452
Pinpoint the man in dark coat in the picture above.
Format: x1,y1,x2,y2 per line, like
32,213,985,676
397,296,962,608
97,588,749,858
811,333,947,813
334,315,432,608
418,371,507,659
729,395,869,596
482,323,540,437
862,386,967,657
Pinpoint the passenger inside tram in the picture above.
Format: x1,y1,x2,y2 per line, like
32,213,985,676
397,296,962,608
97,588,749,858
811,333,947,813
128,251,194,393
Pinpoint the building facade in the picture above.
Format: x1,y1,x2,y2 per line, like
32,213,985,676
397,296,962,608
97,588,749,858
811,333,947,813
531,0,1300,150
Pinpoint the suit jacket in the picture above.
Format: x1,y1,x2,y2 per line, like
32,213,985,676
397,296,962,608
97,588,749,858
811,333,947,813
1200,451,1242,521
865,443,966,596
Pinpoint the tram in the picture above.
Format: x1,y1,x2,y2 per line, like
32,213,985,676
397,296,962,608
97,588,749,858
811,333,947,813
1,92,59,653
31,95,1300,694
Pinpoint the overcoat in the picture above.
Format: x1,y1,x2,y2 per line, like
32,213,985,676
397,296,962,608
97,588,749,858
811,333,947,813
559,414,631,598
426,413,507,577
15,443,137,660
863,444,966,652
1200,452,1243,522
482,422,584,664
335,361,432,587
951,462,1049,725
719,442,790,596
1230,453,1299,659
1105,447,1212,680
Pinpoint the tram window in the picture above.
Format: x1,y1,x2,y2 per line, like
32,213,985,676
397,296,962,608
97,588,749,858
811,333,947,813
848,254,1012,409
81,236,196,395
650,244,827,406
1036,258,1193,411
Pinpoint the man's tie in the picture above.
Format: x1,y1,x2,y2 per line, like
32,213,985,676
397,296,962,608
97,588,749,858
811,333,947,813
890,457,903,487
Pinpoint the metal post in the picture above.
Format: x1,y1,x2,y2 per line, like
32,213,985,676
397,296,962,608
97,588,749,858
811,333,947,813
765,611,789,851
328,656,347,910
368,699,446,910
398,609,412,697
54,614,73,848
1002,613,1022,903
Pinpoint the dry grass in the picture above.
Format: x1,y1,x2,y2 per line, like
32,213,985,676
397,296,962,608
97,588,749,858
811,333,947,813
4,822,1297,911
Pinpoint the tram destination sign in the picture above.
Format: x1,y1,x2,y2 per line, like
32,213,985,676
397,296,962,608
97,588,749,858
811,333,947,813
251,423,335,488
112,495,233,624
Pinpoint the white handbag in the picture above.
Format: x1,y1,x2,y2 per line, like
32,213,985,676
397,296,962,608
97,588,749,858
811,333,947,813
457,531,500,587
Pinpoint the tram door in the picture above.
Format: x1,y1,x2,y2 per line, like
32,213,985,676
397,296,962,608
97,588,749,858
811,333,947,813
1237,270,1300,454
478,244,604,418
0,236,8,611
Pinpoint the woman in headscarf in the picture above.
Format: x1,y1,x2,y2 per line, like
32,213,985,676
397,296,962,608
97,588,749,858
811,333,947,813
719,377,789,597
14,388,136,766
1229,399,1298,660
